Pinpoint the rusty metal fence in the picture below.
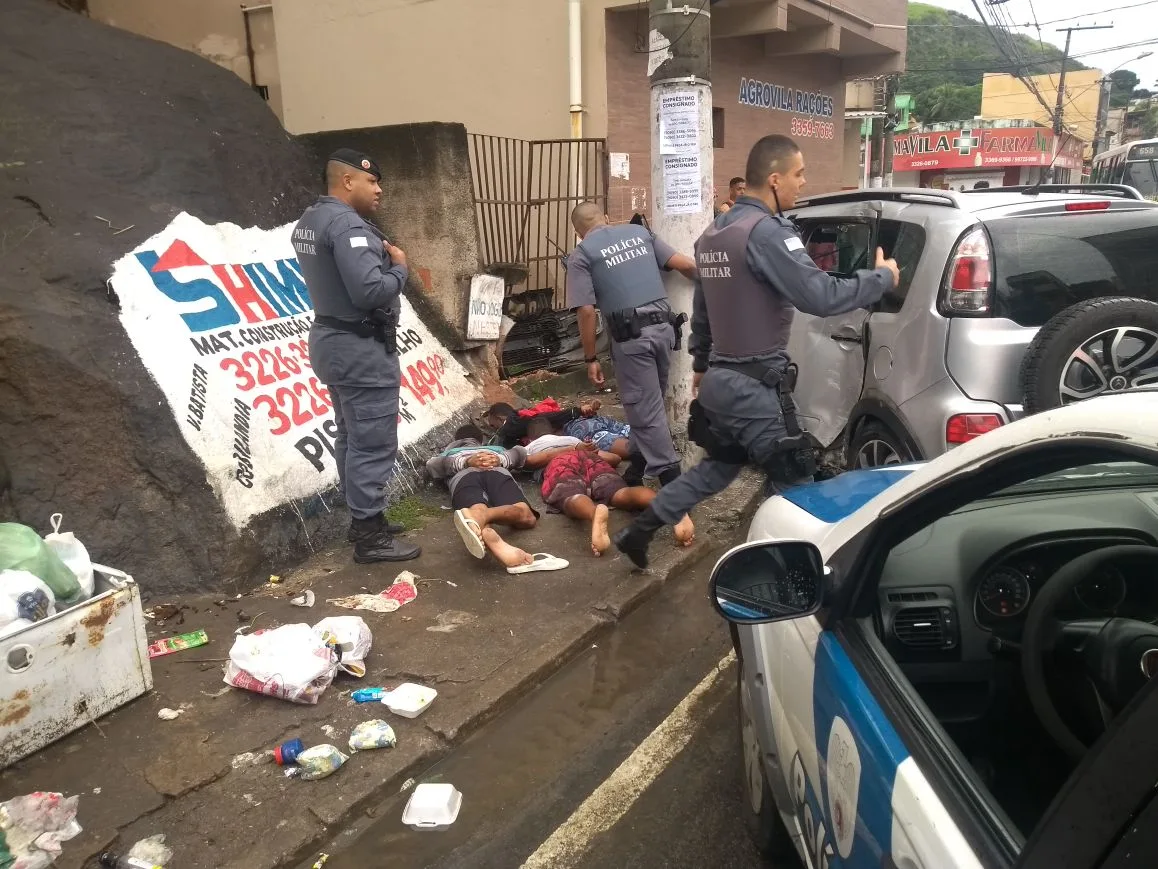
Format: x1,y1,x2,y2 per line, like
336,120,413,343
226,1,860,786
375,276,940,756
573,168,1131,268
468,135,608,308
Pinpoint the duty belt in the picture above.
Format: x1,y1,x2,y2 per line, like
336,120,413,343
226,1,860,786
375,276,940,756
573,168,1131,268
709,360,801,435
314,311,398,355
608,307,689,348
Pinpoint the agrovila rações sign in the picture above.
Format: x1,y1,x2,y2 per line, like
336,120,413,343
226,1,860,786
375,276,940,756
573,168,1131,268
110,212,474,528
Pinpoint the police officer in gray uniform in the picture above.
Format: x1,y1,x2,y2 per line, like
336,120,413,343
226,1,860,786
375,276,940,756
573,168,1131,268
293,149,421,563
615,135,900,568
566,203,697,487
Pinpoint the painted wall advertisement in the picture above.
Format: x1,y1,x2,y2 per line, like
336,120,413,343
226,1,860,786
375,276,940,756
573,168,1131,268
110,212,474,529
738,77,836,141
891,127,1084,172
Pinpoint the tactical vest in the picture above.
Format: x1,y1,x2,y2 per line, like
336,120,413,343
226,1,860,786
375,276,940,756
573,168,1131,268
694,212,794,359
576,225,667,313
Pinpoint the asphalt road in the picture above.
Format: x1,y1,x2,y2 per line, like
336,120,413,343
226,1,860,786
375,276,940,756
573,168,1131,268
308,546,790,869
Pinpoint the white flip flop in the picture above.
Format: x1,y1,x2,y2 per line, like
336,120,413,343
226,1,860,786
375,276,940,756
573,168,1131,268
453,509,487,559
506,553,570,575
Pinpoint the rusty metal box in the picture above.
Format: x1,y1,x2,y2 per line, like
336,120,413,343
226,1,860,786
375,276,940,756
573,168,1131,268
1,564,153,769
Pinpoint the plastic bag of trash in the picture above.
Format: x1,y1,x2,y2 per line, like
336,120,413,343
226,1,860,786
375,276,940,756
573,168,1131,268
42,514,94,602
127,833,173,865
224,624,339,705
292,744,348,781
312,616,373,678
0,570,57,629
0,524,81,606
349,720,397,752
0,792,82,869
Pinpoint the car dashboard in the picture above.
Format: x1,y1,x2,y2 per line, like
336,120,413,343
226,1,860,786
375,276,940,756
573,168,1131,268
876,485,1158,722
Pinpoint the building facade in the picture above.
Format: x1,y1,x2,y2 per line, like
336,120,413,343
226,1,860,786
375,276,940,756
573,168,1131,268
980,69,1105,160
85,0,906,218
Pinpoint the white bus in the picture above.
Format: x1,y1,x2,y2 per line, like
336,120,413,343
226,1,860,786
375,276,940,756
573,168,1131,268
1090,138,1158,200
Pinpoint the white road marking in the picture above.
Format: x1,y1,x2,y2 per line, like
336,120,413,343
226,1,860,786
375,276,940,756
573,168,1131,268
521,650,737,869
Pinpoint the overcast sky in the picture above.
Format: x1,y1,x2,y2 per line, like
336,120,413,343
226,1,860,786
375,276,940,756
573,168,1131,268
923,0,1158,88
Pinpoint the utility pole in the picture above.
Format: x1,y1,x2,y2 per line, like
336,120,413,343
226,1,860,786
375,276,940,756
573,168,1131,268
648,0,713,452
1051,24,1112,180
882,75,899,187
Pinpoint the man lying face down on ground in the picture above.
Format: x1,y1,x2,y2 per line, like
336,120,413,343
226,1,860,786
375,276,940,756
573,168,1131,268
425,425,567,575
522,417,695,558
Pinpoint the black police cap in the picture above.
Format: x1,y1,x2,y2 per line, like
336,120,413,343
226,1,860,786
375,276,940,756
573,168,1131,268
328,148,381,181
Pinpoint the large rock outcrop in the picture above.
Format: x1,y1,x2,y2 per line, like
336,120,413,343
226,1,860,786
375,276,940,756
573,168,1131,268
0,0,336,593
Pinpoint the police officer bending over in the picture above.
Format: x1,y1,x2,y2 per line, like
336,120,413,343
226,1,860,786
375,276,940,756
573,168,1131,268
567,203,697,488
614,134,900,568
294,149,421,563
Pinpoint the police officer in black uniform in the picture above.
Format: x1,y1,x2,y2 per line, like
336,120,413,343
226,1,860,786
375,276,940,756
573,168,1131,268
615,135,900,568
293,149,421,563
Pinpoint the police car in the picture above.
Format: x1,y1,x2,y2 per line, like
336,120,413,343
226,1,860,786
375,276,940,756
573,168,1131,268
711,391,1158,868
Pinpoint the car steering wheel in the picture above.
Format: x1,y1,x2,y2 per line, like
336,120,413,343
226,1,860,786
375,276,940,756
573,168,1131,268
1021,544,1158,762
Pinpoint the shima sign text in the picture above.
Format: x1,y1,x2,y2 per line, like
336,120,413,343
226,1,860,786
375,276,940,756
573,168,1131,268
110,213,473,528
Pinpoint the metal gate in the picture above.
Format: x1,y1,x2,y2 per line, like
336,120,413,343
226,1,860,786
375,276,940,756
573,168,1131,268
468,135,608,309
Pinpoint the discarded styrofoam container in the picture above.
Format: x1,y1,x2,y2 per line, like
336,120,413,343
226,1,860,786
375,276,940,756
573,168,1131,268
382,683,437,718
401,783,462,831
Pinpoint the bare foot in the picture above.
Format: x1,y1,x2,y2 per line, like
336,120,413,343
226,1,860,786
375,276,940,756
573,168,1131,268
590,504,611,556
481,527,533,569
674,514,695,547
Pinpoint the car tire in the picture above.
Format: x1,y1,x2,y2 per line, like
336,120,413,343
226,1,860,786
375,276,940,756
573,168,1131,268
737,665,798,863
1021,297,1158,414
847,420,912,470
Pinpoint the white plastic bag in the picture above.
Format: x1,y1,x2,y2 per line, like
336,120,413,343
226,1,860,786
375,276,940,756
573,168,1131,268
313,616,373,678
0,569,56,626
42,514,94,602
224,623,338,705
0,792,83,869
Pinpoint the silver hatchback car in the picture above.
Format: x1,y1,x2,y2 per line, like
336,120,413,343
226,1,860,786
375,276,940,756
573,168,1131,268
785,184,1158,469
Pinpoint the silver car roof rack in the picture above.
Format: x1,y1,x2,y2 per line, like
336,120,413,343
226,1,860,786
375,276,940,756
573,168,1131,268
962,184,1144,200
793,188,961,209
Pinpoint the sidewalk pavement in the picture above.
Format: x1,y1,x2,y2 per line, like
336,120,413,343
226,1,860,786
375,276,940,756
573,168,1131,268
5,471,762,869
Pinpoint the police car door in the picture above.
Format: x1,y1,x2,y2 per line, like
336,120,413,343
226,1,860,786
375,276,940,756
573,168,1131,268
787,215,875,450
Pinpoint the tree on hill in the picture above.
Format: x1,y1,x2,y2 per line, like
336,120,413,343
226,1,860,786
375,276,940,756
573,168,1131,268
902,2,1083,123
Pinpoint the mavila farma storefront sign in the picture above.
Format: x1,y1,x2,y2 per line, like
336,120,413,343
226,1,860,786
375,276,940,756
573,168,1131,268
891,127,1084,172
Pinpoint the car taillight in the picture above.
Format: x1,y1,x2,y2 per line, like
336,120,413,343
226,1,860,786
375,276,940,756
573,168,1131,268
942,228,993,315
946,414,1003,445
1065,201,1110,211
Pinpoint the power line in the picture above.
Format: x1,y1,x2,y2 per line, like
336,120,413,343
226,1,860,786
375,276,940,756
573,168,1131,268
903,38,1158,73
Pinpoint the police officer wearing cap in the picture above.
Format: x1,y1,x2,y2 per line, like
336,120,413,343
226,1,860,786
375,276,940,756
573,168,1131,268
293,149,421,563
614,134,900,568
567,202,697,488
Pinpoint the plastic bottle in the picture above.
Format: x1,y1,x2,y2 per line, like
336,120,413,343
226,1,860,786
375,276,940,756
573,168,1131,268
273,738,305,766
98,854,162,869
351,687,388,703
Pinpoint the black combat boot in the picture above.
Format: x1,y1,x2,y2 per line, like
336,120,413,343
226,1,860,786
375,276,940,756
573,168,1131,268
347,516,405,542
622,451,646,487
350,515,421,563
657,467,681,487
613,505,665,570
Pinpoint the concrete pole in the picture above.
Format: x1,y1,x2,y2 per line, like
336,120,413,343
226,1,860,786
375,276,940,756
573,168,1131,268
648,0,713,455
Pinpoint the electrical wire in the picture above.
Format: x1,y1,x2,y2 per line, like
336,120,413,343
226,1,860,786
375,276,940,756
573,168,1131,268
904,38,1158,72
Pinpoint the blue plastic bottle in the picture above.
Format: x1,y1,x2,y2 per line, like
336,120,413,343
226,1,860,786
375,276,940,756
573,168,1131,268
351,687,388,703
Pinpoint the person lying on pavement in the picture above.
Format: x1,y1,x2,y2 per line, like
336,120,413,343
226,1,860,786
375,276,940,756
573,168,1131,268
485,400,606,449
522,418,695,557
425,426,565,575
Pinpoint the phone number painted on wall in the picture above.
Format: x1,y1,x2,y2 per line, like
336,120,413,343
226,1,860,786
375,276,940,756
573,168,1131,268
790,117,835,141
110,212,474,528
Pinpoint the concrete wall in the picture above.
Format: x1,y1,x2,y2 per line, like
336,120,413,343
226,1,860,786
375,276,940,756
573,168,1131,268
981,70,1104,158
87,0,283,119
273,0,572,139
602,10,849,221
842,119,864,188
302,123,482,348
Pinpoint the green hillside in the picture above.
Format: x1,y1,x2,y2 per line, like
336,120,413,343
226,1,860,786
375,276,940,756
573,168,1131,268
903,2,1079,123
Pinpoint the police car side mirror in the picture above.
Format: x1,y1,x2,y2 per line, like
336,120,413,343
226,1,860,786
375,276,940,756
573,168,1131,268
709,541,826,625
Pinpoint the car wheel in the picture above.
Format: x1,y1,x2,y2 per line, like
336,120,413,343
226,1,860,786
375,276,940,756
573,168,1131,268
737,665,798,862
1021,297,1158,414
847,420,911,470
